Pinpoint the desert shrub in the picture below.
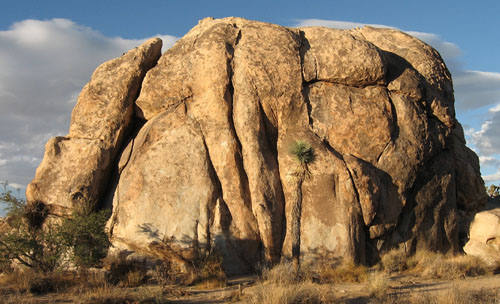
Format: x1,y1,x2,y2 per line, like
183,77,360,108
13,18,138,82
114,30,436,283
367,272,390,299
0,184,110,273
261,262,299,285
379,248,493,279
0,212,68,272
104,254,148,287
0,269,74,295
419,254,492,279
59,209,111,269
149,260,174,286
247,281,329,304
192,250,226,288
486,184,500,198
0,184,65,272
316,260,368,283
381,248,410,273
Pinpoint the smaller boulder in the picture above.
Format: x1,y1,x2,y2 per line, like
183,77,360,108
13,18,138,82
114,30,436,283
464,208,500,266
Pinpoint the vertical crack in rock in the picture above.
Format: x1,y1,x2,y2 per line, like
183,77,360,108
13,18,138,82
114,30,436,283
376,91,399,164
199,130,224,252
343,158,367,264
230,23,290,264
106,134,136,237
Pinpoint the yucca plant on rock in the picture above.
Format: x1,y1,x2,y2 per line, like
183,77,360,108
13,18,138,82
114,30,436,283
289,140,314,277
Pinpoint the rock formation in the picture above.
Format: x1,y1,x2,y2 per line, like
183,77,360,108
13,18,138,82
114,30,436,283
26,17,487,274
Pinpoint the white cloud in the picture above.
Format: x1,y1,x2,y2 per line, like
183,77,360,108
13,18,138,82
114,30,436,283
453,71,500,110
490,103,500,113
0,18,177,189
483,170,500,183
294,19,392,30
479,156,500,168
468,111,500,156
295,19,462,70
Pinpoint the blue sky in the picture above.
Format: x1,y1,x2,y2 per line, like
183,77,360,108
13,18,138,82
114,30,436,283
0,0,499,192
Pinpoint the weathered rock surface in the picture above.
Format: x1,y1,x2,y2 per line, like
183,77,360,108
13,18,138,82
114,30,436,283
26,38,162,215
27,18,487,273
464,208,500,266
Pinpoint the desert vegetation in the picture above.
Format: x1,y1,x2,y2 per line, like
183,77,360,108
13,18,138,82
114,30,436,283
244,252,498,304
1,182,499,303
288,140,315,276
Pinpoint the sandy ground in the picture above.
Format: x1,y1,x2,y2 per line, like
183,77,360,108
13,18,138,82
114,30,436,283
156,273,500,303
1,273,499,303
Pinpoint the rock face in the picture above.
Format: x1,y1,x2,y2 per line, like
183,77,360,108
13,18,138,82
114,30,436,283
27,18,487,274
464,208,500,266
26,38,162,216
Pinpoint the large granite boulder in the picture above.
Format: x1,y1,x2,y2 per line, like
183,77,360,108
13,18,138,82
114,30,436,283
27,18,487,274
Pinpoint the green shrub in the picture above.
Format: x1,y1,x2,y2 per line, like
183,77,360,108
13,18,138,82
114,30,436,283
290,140,315,165
0,183,110,273
59,209,111,269
0,196,67,272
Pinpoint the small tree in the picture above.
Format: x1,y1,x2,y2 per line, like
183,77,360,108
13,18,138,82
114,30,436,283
0,183,110,273
289,140,314,277
0,183,67,272
486,184,500,198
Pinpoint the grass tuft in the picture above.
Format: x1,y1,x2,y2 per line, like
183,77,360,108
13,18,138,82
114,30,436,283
316,260,369,283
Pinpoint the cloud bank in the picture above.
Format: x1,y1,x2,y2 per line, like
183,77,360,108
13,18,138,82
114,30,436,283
0,18,177,188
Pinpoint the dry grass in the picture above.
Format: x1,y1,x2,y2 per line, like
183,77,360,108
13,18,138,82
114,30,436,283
367,272,390,299
244,262,335,303
0,269,36,293
192,251,227,288
316,261,369,283
0,250,497,304
0,269,76,294
261,262,298,285
381,248,411,273
79,285,134,304
246,281,332,304
410,251,493,280
430,286,499,304
386,285,500,304
380,248,495,280
103,254,149,287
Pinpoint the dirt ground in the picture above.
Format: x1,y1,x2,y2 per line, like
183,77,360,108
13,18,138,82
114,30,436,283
1,273,499,303
167,273,500,303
